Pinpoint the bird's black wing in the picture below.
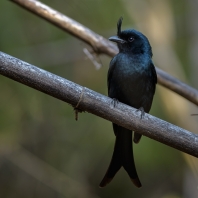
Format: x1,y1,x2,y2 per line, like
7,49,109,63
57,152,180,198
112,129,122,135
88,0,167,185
133,61,157,143
141,61,157,111
151,61,157,86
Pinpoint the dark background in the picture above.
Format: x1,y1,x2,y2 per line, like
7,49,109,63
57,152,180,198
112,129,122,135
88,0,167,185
0,0,198,198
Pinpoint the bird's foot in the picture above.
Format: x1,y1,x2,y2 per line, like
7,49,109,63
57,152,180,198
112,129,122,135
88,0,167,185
136,107,145,119
110,98,119,108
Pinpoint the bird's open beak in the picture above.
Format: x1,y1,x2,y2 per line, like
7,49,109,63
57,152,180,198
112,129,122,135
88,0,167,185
109,36,126,44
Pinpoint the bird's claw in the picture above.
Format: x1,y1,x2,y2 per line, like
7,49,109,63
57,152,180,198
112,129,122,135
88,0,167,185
136,107,145,119
110,98,119,108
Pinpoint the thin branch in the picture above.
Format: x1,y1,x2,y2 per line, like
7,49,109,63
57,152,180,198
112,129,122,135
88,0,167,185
10,0,117,57
10,0,198,106
0,51,198,158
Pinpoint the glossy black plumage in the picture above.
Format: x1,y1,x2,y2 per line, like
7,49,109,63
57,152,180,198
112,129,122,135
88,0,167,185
99,17,157,188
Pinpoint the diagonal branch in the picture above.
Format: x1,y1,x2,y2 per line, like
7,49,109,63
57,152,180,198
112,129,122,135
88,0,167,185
0,51,198,158
10,0,198,106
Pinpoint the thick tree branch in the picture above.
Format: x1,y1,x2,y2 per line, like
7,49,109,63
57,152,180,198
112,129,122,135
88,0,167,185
0,51,198,158
10,0,198,106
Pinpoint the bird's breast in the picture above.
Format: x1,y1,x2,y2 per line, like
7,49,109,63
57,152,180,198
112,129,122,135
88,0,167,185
109,53,154,107
116,55,150,78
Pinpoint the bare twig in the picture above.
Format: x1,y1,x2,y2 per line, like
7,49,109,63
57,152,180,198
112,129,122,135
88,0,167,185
10,0,198,106
0,51,198,158
83,48,102,70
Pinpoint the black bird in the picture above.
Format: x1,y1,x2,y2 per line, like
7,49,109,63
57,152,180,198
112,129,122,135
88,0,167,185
99,17,157,188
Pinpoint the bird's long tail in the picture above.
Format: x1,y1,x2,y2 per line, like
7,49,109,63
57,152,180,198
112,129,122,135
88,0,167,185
99,124,141,188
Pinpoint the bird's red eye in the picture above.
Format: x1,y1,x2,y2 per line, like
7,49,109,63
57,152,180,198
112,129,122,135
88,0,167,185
128,37,134,42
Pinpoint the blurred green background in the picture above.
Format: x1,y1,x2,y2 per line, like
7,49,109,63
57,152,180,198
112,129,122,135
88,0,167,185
0,0,198,198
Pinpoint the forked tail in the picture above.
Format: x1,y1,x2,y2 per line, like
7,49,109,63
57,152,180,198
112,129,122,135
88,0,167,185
99,124,141,188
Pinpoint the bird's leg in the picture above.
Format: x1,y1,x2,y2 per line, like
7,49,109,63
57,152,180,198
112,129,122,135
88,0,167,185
136,107,145,119
110,98,119,108
134,107,145,143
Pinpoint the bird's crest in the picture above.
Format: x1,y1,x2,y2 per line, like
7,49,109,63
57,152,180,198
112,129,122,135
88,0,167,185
117,17,123,36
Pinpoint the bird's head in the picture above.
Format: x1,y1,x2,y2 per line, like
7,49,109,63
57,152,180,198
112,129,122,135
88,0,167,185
109,17,152,57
